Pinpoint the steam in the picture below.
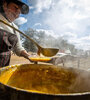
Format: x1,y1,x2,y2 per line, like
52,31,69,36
68,69,90,93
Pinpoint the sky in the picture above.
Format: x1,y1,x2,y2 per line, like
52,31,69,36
14,0,90,51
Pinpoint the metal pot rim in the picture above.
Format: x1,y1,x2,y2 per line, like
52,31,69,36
0,63,90,96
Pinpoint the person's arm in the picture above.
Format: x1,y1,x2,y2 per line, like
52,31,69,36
12,23,34,63
13,38,33,62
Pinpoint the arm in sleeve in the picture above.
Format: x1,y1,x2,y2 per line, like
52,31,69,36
13,31,25,56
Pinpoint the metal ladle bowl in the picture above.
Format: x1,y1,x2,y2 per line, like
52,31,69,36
0,20,59,57
38,47,59,57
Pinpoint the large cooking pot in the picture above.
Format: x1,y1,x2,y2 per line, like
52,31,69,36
0,64,90,100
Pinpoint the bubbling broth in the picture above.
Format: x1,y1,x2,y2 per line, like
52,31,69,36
6,65,77,94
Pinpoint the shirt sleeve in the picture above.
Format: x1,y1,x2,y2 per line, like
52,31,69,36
13,31,25,56
12,23,25,56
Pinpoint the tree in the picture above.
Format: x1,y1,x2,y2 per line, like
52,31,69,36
22,28,46,52
22,28,37,52
22,28,79,55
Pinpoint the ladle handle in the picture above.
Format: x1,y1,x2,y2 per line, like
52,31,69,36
0,19,41,49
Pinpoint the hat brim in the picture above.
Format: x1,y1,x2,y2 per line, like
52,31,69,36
13,1,29,14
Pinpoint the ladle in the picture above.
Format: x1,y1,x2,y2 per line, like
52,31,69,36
0,19,59,57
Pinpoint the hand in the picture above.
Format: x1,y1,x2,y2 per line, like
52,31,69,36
27,55,37,63
20,50,35,63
